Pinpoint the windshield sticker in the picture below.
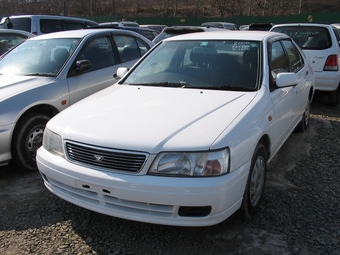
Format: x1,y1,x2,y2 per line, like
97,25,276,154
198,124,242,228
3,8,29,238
200,42,209,47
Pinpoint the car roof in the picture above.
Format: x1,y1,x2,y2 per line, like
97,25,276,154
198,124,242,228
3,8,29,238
152,26,222,43
2,15,97,22
100,21,139,27
140,24,166,27
272,23,334,28
27,28,143,40
163,30,285,41
202,22,236,25
163,26,218,32
117,26,158,32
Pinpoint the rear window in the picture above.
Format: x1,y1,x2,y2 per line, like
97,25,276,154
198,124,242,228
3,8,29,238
40,19,64,34
64,20,97,30
202,23,223,28
225,25,237,30
140,30,156,40
249,23,273,31
0,17,31,32
271,26,332,50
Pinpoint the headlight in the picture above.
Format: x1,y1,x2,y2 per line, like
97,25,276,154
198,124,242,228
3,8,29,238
43,128,64,157
149,148,230,176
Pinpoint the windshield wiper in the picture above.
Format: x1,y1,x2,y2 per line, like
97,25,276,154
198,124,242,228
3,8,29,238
210,86,256,91
24,73,55,77
129,82,191,88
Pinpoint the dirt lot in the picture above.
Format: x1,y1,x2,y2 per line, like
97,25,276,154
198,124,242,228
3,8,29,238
0,92,339,255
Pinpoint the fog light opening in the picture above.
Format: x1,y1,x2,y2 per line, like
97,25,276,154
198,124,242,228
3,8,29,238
178,206,212,217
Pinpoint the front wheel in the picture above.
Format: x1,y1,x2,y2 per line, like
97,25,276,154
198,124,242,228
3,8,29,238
294,99,310,133
239,143,267,220
11,113,50,171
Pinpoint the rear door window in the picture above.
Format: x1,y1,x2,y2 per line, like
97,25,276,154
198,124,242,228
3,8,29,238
114,35,151,62
281,40,304,72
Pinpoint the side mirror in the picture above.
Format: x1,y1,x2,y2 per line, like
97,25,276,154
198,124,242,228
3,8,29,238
75,60,91,74
276,72,299,87
116,67,128,78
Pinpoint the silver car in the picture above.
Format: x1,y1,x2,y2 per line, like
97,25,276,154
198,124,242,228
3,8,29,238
0,28,154,171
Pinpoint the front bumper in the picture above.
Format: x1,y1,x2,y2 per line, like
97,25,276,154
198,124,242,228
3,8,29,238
37,147,250,227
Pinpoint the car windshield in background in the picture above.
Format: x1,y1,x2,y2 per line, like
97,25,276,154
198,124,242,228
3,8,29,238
152,27,209,43
0,32,32,55
123,40,260,91
0,38,80,76
271,26,331,49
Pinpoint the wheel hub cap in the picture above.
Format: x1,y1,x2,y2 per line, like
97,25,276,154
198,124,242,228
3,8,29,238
250,156,265,206
26,126,44,158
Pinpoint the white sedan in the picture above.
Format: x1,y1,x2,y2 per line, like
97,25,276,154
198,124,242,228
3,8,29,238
37,31,314,227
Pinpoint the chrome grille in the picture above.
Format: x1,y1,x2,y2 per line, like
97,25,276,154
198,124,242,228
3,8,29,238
65,141,148,172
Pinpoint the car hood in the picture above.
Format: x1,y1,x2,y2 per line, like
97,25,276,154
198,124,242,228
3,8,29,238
51,85,257,153
0,75,53,101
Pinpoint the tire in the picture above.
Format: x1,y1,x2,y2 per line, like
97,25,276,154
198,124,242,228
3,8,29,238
239,143,267,220
294,99,310,133
329,89,339,106
11,113,50,171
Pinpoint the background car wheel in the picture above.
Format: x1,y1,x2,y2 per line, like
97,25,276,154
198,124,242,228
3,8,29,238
239,143,267,220
329,88,339,106
294,99,310,133
11,113,50,171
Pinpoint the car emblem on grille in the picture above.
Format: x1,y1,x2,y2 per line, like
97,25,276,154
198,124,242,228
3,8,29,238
94,155,104,162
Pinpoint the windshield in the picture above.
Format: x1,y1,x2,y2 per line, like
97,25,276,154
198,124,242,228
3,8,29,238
0,33,30,55
0,38,81,76
123,40,260,91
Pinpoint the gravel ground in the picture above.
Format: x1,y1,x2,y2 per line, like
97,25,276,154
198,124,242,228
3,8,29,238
0,93,339,255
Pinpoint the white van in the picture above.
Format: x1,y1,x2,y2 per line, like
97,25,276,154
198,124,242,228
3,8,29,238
0,15,98,35
270,23,340,106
